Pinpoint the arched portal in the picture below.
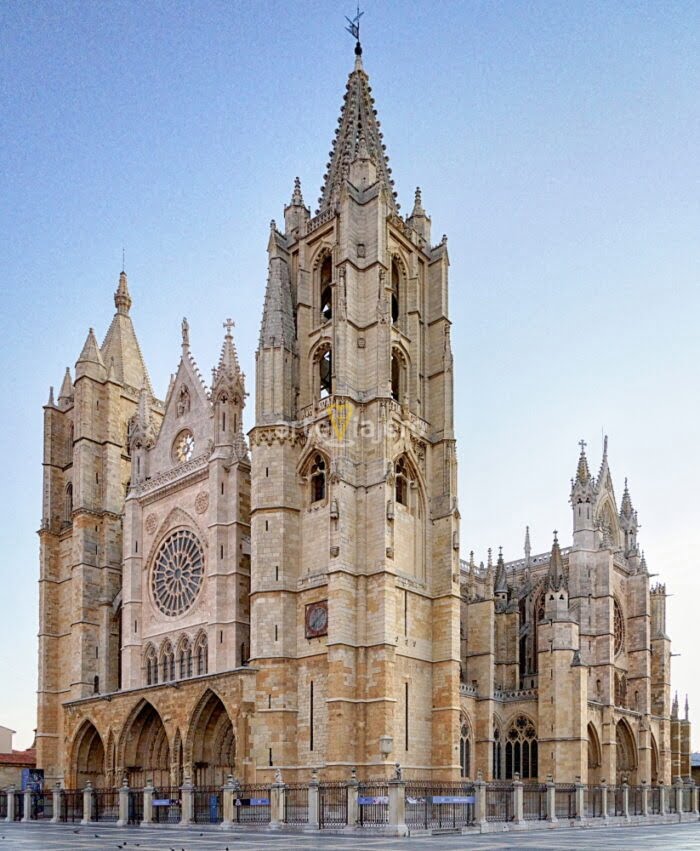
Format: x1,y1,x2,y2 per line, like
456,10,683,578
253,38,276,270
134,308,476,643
615,719,638,785
72,720,106,788
187,690,235,787
587,722,602,784
120,701,170,789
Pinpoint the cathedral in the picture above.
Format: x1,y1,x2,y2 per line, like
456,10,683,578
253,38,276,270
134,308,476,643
36,41,691,791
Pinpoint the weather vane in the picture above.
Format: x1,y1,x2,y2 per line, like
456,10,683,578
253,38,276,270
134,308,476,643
345,4,363,44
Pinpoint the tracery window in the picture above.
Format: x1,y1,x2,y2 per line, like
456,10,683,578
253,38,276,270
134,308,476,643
320,254,332,322
195,633,208,675
395,457,412,507
179,637,193,679
151,529,204,617
460,720,471,778
160,641,175,682
319,348,332,399
145,646,158,686
309,454,326,503
492,726,502,780
173,429,195,464
615,671,627,708
391,259,400,324
613,598,624,655
505,715,538,779
65,483,73,522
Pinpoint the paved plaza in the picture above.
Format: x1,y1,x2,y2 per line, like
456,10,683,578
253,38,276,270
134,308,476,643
0,822,699,851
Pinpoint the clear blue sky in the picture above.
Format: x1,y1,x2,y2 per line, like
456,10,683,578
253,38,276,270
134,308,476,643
1,1,698,751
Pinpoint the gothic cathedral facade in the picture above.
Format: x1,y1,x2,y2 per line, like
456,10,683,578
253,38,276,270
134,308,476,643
36,45,691,789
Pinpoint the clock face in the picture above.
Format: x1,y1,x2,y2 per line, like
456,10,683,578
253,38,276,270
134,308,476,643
305,601,328,638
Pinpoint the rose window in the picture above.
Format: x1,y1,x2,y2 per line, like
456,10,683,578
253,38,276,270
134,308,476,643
151,530,204,617
173,430,195,463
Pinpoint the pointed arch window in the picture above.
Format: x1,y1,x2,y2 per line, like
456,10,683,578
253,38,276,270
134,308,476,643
309,454,326,504
320,254,333,322
460,719,472,778
195,633,208,675
391,259,400,324
492,726,502,780
145,646,158,686
179,637,193,679
160,642,175,682
319,349,332,398
505,715,538,779
395,457,414,507
65,483,73,522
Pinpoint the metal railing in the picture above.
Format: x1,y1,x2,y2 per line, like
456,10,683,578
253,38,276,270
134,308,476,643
151,787,180,824
128,788,144,824
14,793,24,821
585,785,602,818
522,783,547,820
59,790,83,822
682,787,692,813
405,780,475,830
29,791,53,820
358,782,389,827
485,782,513,822
0,791,6,820
192,787,222,824
555,784,576,819
232,784,271,824
319,781,347,828
284,784,309,824
630,786,643,815
649,786,661,814
668,788,678,814
92,788,119,822
612,786,624,817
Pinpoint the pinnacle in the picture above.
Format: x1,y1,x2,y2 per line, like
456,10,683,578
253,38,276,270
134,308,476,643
58,367,73,401
410,186,425,218
213,318,242,386
576,439,591,484
114,270,132,315
547,530,564,592
291,177,304,207
77,328,105,366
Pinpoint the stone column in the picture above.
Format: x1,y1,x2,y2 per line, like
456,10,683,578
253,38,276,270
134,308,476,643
116,779,129,827
388,771,408,837
575,777,585,821
692,783,699,816
269,775,285,829
22,787,32,822
641,781,649,817
51,783,62,824
675,779,683,815
81,782,93,824
600,781,609,819
512,775,524,825
6,786,15,822
142,780,154,826
474,775,487,829
179,779,194,826
622,780,630,821
546,777,557,823
346,769,359,828
307,770,320,830
659,783,667,816
222,775,236,828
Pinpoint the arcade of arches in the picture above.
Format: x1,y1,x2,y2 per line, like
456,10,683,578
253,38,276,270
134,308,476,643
67,690,238,790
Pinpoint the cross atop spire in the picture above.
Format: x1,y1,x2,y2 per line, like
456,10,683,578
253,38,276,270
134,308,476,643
224,318,235,337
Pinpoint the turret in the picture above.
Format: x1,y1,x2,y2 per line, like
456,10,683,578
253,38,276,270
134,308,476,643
211,319,247,458
283,177,310,237
619,478,640,563
406,186,431,243
570,439,597,548
544,532,570,621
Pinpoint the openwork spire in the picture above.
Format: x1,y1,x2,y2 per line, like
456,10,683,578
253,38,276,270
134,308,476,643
547,531,565,592
494,546,507,595
318,51,397,213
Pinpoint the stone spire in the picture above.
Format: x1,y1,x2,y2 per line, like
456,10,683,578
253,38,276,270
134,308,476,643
212,318,245,398
570,438,597,507
128,384,156,451
57,367,73,405
78,328,105,366
101,270,153,392
114,269,132,315
547,531,565,592
672,691,679,719
284,176,310,234
685,694,689,721
259,222,295,349
524,526,532,565
317,48,397,214
619,477,639,556
494,547,507,595
576,439,592,485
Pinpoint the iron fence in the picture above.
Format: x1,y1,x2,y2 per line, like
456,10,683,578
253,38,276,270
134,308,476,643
29,791,53,820
612,786,624,816
405,780,475,830
319,781,347,828
649,786,661,814
485,782,513,822
555,784,576,819
284,784,309,824
682,787,692,813
232,784,271,824
667,787,678,814
630,786,643,815
128,789,144,824
192,787,223,824
59,790,83,822
152,786,181,824
92,788,118,822
0,791,6,820
585,785,602,817
358,781,389,827
522,783,547,820
14,793,24,821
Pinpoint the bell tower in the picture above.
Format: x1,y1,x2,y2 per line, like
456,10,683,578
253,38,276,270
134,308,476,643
249,37,461,779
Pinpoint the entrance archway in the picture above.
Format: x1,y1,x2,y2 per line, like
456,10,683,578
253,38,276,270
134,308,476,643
72,720,106,788
187,690,235,786
120,700,170,788
615,719,638,784
587,722,602,784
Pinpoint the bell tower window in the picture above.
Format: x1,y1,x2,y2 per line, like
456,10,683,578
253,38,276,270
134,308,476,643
395,457,411,506
319,349,332,398
320,254,332,322
310,454,326,503
391,259,400,324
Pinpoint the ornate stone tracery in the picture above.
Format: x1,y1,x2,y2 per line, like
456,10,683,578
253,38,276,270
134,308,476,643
151,529,204,617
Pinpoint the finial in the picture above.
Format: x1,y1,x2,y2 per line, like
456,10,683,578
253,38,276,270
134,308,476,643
122,246,126,273
553,530,558,544
114,268,132,315
224,318,235,337
524,526,531,558
181,317,190,348
47,386,55,406
345,4,364,58
291,176,304,206
487,547,492,568
579,438,587,454
602,434,608,460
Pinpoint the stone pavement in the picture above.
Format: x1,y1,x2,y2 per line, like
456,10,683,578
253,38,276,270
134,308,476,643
0,821,699,850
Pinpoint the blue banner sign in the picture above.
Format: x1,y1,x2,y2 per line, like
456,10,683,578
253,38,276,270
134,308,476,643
430,795,475,805
236,797,270,806
358,795,389,805
153,799,174,806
